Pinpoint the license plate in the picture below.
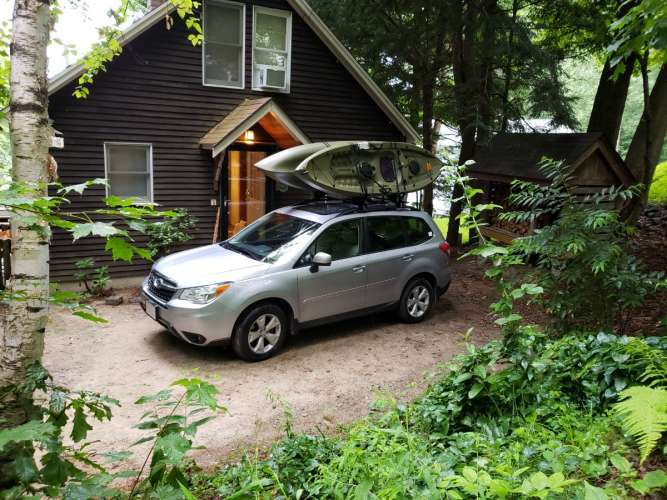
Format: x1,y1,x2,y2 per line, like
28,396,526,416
145,300,157,320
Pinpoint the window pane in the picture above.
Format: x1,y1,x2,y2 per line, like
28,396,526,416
405,218,433,246
255,13,286,50
300,219,361,264
367,217,406,252
206,3,241,45
205,43,242,85
107,145,148,173
254,49,286,69
108,173,149,199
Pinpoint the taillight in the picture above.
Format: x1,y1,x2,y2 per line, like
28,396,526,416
439,242,451,256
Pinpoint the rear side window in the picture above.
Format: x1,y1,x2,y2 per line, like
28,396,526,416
367,216,433,252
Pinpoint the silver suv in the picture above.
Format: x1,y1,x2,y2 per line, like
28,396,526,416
140,201,451,361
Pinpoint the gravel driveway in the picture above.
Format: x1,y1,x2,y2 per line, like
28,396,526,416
44,259,498,468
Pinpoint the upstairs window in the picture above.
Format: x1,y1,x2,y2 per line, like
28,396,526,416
203,0,245,88
252,7,292,92
104,143,153,202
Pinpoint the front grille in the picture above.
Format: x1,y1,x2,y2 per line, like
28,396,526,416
145,272,177,303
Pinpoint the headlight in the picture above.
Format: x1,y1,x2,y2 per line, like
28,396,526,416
178,283,232,304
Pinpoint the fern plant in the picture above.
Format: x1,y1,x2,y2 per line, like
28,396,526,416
613,386,667,463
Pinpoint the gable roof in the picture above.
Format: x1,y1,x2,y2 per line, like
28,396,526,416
199,97,310,156
47,1,419,143
469,133,635,184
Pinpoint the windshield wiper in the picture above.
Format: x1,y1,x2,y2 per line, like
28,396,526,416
224,242,260,261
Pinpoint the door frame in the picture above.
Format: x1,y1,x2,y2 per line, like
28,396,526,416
218,143,278,241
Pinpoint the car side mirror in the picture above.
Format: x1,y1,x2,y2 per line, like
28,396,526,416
310,252,332,272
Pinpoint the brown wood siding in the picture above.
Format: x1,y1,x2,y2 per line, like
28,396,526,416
48,0,404,280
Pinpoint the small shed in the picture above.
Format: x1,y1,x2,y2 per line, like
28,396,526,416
468,133,636,242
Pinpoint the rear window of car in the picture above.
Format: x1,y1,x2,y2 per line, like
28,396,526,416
366,216,433,252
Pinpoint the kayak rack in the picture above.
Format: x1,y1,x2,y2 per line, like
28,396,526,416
293,192,417,213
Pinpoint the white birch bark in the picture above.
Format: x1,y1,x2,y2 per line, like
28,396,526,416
0,0,51,429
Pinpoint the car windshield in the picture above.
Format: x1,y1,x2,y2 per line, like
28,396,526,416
223,212,321,263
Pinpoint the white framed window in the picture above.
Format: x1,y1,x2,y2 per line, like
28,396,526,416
252,6,292,92
104,143,153,202
203,0,245,89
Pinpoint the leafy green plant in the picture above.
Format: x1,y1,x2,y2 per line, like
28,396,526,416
73,257,111,297
483,159,666,334
145,208,197,258
0,362,124,498
613,386,667,463
128,378,226,498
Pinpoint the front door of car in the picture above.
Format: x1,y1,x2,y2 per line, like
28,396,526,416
296,218,367,322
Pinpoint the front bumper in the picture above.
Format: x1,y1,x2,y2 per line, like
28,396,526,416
140,284,237,346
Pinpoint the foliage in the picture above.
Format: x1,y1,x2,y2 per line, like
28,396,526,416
480,159,666,334
128,378,226,497
73,258,111,297
649,161,667,203
145,208,197,257
0,362,125,498
613,386,667,463
0,366,223,498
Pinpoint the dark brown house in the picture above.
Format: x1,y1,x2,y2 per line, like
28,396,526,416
467,133,636,242
47,0,418,281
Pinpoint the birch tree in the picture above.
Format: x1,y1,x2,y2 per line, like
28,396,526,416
1,0,51,430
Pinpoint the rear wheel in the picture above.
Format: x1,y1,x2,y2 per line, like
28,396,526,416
232,303,287,362
398,278,434,323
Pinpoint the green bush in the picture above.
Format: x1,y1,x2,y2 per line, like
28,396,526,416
648,161,667,204
145,208,197,258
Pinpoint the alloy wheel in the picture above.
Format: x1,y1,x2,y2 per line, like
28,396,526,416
248,314,282,354
407,285,430,318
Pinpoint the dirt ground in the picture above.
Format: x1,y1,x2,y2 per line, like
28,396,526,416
44,259,498,469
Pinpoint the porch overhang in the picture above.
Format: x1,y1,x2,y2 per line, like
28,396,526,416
199,98,310,157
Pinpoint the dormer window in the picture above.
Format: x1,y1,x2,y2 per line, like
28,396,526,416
252,7,292,92
203,0,245,89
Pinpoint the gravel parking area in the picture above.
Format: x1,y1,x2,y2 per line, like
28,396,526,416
44,259,498,468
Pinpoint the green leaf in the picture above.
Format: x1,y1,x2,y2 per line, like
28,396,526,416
13,455,39,483
104,237,134,261
0,420,56,450
631,470,667,494
154,433,191,464
178,481,198,500
72,310,108,324
583,481,608,500
71,407,93,443
71,222,123,240
468,383,483,399
495,314,523,326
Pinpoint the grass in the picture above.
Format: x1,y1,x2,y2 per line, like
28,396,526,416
433,216,470,244
649,162,667,205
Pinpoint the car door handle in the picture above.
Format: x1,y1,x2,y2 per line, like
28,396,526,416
352,265,367,273
401,254,414,261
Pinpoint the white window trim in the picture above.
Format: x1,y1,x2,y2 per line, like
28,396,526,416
251,6,292,93
202,0,246,90
103,142,154,203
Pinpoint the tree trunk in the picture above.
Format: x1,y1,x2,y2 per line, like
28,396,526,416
1,0,51,449
586,54,637,146
447,0,478,245
625,63,667,211
422,81,435,215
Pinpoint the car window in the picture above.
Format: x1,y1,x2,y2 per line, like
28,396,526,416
367,216,433,252
299,218,362,265
405,217,433,246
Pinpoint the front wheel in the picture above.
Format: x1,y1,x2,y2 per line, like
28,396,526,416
232,303,287,362
398,278,434,323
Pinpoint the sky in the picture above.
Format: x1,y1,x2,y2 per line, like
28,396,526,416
1,0,143,77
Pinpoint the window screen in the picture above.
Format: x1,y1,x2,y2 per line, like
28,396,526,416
105,144,151,201
204,1,244,88
253,8,291,90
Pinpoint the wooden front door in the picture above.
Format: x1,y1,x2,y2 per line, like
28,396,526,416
222,147,276,238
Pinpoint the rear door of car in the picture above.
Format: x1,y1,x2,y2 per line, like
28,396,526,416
364,215,435,307
295,217,368,322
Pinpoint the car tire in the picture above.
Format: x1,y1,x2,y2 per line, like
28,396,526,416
398,277,434,323
232,303,288,362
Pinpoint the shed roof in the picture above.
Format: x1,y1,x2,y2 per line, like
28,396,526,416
468,133,634,184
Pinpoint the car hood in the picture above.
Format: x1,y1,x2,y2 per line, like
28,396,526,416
152,244,270,288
